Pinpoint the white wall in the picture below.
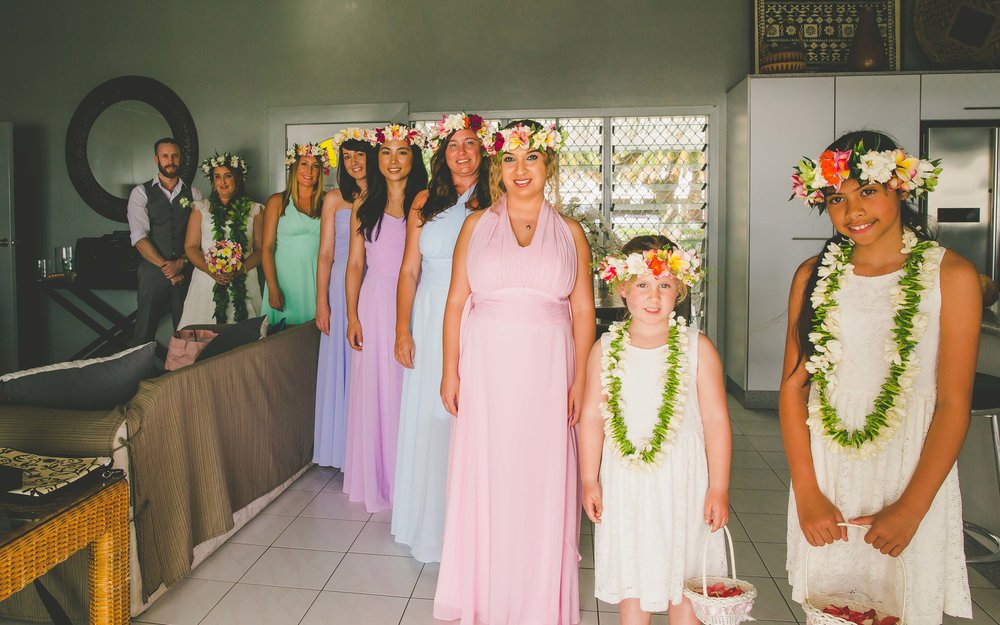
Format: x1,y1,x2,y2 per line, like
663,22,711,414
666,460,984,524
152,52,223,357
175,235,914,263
0,0,751,364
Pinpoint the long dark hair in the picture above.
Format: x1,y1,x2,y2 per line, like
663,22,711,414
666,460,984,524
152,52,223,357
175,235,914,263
337,139,374,203
791,130,934,376
421,130,491,223
356,143,428,241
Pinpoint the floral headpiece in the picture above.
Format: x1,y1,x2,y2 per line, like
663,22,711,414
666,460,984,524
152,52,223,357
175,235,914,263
791,140,942,210
426,113,492,153
485,122,568,157
371,124,427,149
200,152,248,178
597,248,703,287
285,143,332,174
329,127,377,152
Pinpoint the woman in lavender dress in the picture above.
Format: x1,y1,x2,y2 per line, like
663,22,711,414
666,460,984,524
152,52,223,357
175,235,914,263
313,130,374,468
342,125,428,512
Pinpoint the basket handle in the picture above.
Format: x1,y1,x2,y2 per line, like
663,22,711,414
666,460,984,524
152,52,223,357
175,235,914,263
802,523,908,618
699,524,736,596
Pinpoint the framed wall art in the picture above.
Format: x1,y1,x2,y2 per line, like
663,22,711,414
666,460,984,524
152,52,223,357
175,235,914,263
755,0,901,73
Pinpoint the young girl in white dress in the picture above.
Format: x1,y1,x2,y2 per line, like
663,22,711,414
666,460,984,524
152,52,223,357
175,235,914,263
780,130,979,624
579,235,732,625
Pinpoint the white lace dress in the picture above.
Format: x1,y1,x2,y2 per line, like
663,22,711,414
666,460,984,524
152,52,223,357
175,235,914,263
786,246,972,624
177,199,263,328
594,327,726,612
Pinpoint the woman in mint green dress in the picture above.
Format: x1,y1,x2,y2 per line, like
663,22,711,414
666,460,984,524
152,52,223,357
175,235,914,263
261,143,329,325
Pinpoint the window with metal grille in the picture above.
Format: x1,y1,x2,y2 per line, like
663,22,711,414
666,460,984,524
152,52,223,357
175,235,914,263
411,114,710,327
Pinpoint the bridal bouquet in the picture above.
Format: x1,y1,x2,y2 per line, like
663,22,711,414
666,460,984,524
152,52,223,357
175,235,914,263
205,240,243,275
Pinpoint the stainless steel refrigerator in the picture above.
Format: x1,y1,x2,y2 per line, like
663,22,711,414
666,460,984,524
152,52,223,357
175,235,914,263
924,124,999,281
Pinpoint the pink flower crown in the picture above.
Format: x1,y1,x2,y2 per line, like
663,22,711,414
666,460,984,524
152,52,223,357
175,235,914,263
427,112,492,153
485,122,568,157
371,124,427,149
597,248,703,287
285,143,332,174
791,142,942,209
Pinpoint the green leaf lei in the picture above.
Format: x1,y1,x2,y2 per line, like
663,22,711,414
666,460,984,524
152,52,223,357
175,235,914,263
601,315,689,469
209,193,252,323
806,230,939,455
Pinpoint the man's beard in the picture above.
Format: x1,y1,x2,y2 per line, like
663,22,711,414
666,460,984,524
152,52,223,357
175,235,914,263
158,163,179,178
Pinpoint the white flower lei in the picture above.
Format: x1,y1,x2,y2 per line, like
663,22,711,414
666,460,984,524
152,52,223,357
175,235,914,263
600,314,689,471
805,229,942,457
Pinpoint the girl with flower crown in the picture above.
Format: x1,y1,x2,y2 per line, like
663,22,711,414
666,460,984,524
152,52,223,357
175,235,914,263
178,153,264,327
780,130,980,624
390,113,491,562
313,129,375,469
434,120,594,625
342,125,428,513
579,235,731,625
260,144,327,325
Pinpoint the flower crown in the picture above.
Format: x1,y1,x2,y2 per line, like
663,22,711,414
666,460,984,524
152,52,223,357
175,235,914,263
791,140,942,209
371,124,426,149
485,122,568,157
597,248,703,287
427,113,492,153
200,151,248,178
329,127,377,152
285,143,332,174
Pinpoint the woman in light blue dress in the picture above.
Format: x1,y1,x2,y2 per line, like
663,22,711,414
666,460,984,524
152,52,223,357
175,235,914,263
314,132,373,468
391,114,492,562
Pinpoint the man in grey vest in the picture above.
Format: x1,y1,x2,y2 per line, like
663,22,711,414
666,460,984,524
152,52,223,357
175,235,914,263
127,137,203,345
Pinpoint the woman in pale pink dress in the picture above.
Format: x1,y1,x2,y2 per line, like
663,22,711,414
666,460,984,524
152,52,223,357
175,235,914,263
435,120,595,625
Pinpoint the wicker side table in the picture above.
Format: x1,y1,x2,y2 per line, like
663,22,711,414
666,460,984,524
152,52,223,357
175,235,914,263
0,475,129,624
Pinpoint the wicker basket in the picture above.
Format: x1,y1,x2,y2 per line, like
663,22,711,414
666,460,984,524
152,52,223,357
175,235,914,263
683,526,757,625
802,524,907,625
914,0,1000,68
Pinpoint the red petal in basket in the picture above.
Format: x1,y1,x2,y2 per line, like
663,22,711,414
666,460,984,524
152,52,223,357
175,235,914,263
705,582,744,598
821,606,899,625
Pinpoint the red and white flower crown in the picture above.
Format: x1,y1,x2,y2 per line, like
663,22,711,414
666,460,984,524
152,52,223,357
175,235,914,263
285,143,332,174
427,113,492,153
597,248,703,287
485,122,568,157
371,124,426,149
791,140,942,209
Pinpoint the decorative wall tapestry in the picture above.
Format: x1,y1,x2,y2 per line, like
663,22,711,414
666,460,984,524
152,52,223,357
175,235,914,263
755,0,901,72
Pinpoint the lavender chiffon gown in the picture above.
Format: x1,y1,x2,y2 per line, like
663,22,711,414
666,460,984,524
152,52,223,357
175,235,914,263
342,214,406,512
313,208,352,468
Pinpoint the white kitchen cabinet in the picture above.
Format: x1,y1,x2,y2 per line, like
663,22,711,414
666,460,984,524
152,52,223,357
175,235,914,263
835,74,921,152
726,76,835,406
921,73,1000,120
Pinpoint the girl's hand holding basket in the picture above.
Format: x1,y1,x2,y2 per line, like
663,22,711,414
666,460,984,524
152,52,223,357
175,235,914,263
683,525,757,625
802,523,905,625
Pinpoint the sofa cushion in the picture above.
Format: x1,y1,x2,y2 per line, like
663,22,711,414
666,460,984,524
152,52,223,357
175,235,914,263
0,343,158,410
196,315,268,362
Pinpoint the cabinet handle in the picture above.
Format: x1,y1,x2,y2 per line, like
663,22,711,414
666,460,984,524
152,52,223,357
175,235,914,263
791,237,829,241
964,106,1000,110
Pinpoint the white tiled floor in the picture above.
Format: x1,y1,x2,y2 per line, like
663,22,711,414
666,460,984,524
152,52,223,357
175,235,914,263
2,397,996,624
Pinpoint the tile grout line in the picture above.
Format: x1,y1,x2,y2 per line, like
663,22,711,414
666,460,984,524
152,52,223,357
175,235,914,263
195,471,331,625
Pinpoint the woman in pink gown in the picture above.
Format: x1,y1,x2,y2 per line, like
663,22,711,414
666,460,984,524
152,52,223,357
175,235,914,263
435,121,595,625
342,125,428,513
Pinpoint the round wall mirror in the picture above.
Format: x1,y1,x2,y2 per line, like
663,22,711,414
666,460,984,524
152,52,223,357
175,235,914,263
87,101,172,199
66,76,198,223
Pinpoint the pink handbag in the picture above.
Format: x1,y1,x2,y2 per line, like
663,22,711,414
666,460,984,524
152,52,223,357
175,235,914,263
164,328,218,371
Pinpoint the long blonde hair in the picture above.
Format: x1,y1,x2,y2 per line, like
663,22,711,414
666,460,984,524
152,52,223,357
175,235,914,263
280,155,325,217
488,150,561,210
